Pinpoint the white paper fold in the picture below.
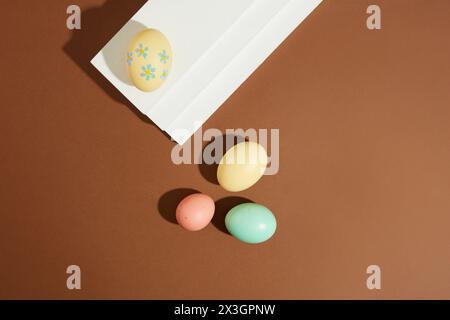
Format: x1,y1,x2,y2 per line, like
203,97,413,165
91,0,322,144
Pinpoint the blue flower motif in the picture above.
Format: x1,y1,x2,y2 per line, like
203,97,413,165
127,52,133,66
160,69,169,80
158,50,170,64
140,64,156,80
135,44,149,59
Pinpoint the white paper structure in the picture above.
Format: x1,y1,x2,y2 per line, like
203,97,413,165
91,0,322,144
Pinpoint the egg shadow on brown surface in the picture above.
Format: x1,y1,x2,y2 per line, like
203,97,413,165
213,196,253,234
198,133,246,185
63,0,154,126
158,188,200,224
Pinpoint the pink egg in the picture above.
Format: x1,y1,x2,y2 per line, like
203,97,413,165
176,193,215,231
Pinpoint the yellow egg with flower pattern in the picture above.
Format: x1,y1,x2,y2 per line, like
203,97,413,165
127,29,172,92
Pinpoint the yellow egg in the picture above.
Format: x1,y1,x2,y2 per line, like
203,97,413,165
127,29,172,92
217,141,268,192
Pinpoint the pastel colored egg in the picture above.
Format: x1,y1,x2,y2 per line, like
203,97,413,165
127,29,172,92
217,141,268,192
176,193,215,231
225,203,277,244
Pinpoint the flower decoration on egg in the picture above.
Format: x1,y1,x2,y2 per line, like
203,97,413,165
126,52,133,66
158,50,170,64
140,64,156,81
160,69,169,80
135,43,149,59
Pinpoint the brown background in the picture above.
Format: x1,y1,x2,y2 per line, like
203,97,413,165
1,0,449,299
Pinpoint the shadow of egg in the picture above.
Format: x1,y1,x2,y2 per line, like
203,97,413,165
158,188,200,224
198,133,246,185
102,20,147,85
213,196,253,235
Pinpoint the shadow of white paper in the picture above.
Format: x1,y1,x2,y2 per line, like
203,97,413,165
102,20,147,85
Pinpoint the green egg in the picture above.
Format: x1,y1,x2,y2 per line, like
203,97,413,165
225,203,277,244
